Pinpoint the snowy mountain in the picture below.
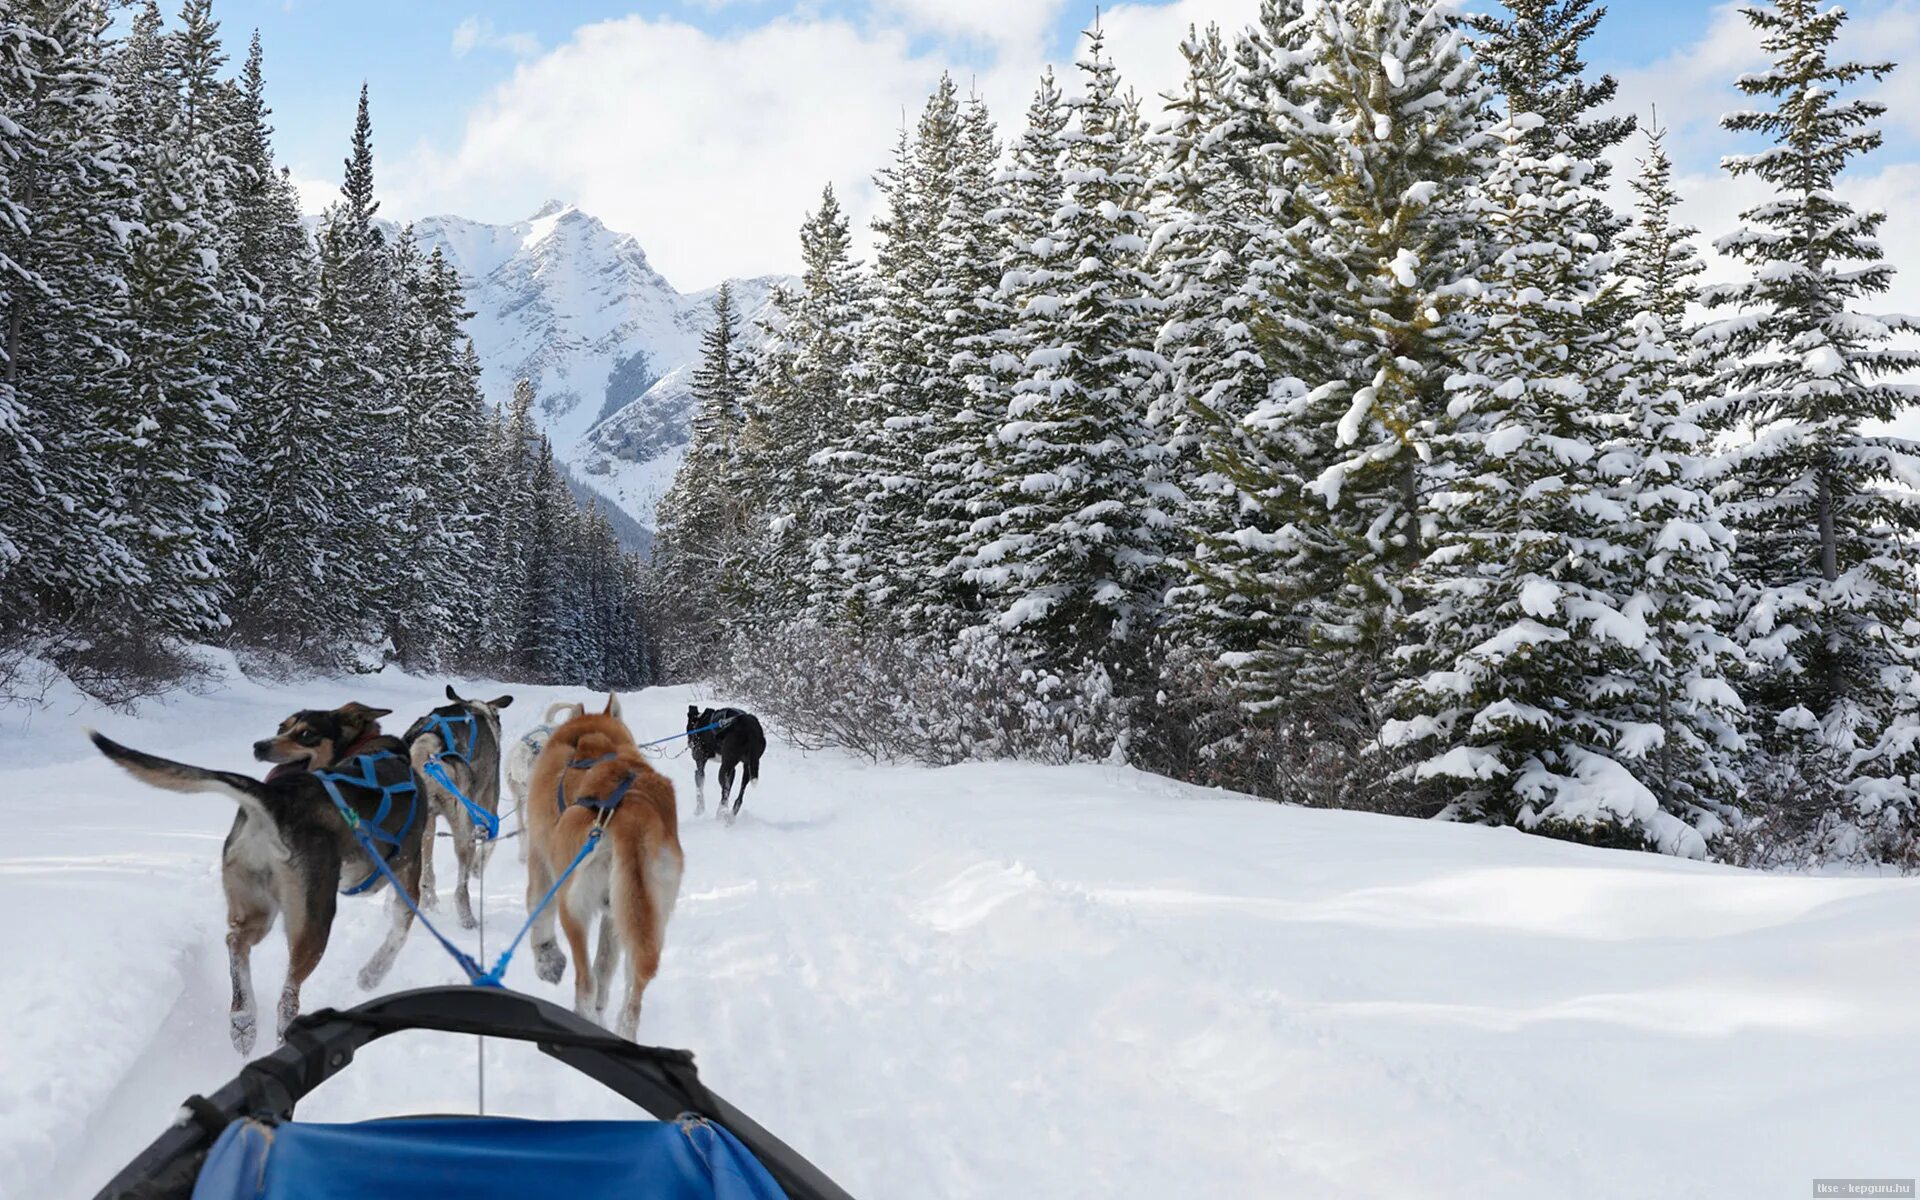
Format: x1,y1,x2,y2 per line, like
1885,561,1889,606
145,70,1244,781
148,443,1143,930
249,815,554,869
408,201,789,530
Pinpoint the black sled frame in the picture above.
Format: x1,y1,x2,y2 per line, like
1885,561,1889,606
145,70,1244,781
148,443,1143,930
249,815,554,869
92,985,854,1200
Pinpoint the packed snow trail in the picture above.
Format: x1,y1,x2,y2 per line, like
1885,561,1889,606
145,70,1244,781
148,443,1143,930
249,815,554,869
3,661,1918,1198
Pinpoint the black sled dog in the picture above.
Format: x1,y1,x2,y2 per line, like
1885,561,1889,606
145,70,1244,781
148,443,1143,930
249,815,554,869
89,702,426,1053
687,705,766,823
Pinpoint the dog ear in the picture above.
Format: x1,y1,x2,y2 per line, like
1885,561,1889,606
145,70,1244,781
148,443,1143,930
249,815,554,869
337,702,392,722
604,693,623,718
445,684,467,704
688,705,699,720
490,694,513,709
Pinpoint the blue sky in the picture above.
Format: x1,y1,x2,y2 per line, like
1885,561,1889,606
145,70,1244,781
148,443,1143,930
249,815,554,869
195,0,1920,294
233,0,1726,188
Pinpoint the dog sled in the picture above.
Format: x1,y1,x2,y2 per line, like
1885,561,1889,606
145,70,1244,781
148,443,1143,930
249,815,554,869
93,985,854,1200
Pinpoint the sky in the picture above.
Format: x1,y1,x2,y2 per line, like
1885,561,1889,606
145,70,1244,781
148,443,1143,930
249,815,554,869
206,0,1920,298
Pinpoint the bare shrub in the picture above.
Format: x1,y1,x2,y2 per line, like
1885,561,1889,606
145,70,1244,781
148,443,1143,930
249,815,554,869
716,619,1126,765
1718,748,1920,871
1132,643,1439,815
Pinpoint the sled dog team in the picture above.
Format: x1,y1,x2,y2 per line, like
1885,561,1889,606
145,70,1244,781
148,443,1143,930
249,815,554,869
88,691,768,1049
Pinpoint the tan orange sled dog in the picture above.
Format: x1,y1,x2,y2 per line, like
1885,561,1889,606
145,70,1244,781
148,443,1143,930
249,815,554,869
525,695,682,1038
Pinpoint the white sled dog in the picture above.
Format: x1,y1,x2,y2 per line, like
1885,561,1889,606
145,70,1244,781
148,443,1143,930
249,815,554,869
506,697,620,859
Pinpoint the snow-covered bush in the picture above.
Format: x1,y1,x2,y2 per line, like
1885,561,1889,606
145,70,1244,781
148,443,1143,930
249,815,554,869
717,619,1127,766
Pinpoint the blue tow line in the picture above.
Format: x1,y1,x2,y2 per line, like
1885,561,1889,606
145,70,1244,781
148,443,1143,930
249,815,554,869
321,714,723,990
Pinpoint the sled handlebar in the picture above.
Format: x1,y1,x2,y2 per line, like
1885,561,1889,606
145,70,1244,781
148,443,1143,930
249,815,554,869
91,985,855,1200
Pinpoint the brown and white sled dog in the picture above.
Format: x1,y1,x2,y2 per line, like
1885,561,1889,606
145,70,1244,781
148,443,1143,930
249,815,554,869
406,686,514,929
505,698,616,862
88,703,424,1053
525,695,680,1038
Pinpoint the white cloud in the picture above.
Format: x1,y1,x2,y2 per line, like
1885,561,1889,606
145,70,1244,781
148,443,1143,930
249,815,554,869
388,12,1050,287
385,1,1273,287
451,15,540,60
290,172,338,216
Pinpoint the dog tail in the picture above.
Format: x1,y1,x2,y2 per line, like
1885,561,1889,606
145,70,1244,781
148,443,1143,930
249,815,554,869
88,730,279,829
541,700,581,727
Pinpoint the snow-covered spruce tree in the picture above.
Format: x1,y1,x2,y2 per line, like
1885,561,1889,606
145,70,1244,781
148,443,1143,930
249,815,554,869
478,379,539,671
314,84,396,649
807,129,917,618
1696,0,1920,849
1196,0,1493,720
953,69,1069,611
1386,115,1707,854
1467,0,1632,247
965,28,1168,667
1614,120,1703,329
0,11,34,598
654,283,751,668
0,1,147,635
230,237,346,659
1585,121,1748,827
821,78,968,620
105,0,238,647
1148,25,1277,636
747,186,865,619
384,229,467,669
913,92,1006,631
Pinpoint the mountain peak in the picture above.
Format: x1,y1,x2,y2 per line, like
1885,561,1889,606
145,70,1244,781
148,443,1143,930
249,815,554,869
529,198,573,220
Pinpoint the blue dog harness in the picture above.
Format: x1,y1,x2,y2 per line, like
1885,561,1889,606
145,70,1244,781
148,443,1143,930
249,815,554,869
417,709,499,840
314,750,420,896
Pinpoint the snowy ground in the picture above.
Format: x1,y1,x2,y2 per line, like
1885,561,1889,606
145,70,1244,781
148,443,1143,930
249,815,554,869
2,662,1917,1199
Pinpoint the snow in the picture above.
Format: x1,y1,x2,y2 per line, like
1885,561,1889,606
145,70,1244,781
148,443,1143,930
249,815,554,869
1802,344,1845,378
5,668,1920,1199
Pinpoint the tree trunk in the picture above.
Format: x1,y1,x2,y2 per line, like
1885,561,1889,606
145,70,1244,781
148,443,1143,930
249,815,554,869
1817,459,1837,584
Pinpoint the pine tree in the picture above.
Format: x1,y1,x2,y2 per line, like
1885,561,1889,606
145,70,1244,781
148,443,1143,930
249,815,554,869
655,285,750,665
230,235,343,658
747,186,865,618
383,226,442,667
1149,25,1279,653
826,79,966,617
1467,0,1634,166
965,28,1167,664
1196,0,1494,717
1696,0,1920,838
107,0,238,643
314,84,396,647
950,69,1070,626
1388,116,1708,852
1590,122,1747,825
0,1,146,625
916,90,1003,627
1614,120,1703,329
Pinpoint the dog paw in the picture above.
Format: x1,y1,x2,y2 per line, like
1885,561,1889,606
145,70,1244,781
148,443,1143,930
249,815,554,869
535,941,566,985
358,957,393,991
230,1013,257,1056
419,888,440,911
456,897,477,930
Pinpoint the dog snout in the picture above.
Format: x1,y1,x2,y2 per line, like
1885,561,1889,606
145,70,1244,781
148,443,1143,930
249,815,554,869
252,739,276,761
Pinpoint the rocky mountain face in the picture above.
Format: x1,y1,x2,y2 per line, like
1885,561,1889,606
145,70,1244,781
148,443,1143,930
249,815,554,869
409,201,787,532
